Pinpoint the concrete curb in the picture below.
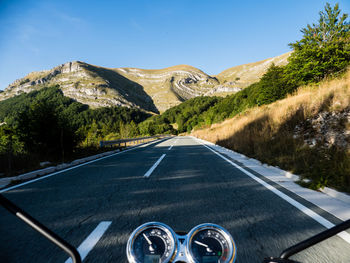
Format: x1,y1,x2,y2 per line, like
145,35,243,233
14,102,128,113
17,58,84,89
321,187,350,204
0,149,120,189
212,142,301,181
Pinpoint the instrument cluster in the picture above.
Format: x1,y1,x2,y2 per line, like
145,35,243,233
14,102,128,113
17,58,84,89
127,222,236,263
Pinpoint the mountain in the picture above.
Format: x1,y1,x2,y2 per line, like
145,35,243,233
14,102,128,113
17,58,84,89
216,52,291,89
0,61,160,113
0,52,291,113
114,65,220,112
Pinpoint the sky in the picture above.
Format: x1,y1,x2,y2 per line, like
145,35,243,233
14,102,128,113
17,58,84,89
0,0,349,90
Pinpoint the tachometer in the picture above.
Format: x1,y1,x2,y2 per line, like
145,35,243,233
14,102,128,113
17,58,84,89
187,223,236,263
127,222,177,263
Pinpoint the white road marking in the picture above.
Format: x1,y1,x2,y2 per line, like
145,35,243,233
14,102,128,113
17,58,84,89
64,221,112,263
168,138,178,150
144,154,166,178
196,139,350,245
1,138,168,193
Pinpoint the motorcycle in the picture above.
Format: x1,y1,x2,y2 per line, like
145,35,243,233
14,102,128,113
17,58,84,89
1,194,349,263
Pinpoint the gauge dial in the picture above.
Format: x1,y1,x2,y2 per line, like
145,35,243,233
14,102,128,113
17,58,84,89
187,224,236,263
127,222,177,263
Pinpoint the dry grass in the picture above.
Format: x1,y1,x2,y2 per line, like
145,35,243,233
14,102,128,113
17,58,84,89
192,69,350,192
193,70,350,142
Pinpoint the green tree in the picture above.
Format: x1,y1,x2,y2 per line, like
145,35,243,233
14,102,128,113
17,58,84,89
0,125,25,174
255,64,295,105
16,100,78,160
286,3,350,85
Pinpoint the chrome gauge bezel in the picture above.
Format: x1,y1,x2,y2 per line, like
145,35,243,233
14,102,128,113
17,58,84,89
186,223,237,263
126,222,178,263
126,222,236,263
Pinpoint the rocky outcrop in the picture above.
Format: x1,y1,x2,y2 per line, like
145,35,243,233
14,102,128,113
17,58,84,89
0,52,291,113
115,65,221,112
204,81,242,96
1,61,157,112
294,109,350,149
6,62,86,93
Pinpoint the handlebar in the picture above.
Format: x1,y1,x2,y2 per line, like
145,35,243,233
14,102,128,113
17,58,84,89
1,192,350,263
0,194,82,263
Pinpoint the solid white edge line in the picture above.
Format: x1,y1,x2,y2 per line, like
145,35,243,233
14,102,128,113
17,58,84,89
194,137,350,245
0,138,169,193
144,154,166,178
64,221,112,263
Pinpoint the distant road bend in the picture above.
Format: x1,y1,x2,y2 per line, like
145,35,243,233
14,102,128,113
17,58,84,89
0,136,349,263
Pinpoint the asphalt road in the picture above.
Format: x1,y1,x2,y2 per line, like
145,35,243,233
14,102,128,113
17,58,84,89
0,136,349,263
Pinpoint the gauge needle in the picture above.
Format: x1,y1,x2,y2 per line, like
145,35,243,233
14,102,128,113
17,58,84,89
143,233,155,252
143,233,152,245
194,241,213,253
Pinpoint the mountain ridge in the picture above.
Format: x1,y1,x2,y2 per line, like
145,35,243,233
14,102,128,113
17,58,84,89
0,52,291,113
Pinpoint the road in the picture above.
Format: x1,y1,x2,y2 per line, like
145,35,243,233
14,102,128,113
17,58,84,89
0,136,349,263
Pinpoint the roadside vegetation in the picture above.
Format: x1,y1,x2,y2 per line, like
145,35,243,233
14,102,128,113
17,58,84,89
0,86,150,176
193,70,350,192
192,3,350,192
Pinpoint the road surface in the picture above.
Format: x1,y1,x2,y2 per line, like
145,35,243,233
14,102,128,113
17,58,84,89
0,136,349,262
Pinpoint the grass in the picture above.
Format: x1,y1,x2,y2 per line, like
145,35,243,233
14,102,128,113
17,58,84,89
192,69,350,193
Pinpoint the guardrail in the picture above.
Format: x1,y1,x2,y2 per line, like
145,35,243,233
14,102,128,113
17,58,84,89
99,135,170,148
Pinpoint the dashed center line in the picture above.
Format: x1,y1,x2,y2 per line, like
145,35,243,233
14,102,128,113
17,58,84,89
64,221,112,263
144,154,166,178
168,138,178,150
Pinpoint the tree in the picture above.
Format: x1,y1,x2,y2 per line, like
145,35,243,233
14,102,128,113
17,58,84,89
286,3,350,85
0,125,25,174
84,120,102,147
255,64,295,105
16,100,78,160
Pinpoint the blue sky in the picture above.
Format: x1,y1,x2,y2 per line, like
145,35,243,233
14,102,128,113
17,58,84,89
0,0,349,90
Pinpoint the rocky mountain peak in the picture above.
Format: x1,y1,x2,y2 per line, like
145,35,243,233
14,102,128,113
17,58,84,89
0,52,291,113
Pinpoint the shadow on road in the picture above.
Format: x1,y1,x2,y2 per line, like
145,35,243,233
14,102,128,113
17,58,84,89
0,137,348,263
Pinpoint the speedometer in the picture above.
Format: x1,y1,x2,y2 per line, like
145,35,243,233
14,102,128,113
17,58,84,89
187,223,236,263
127,222,177,263
127,222,236,263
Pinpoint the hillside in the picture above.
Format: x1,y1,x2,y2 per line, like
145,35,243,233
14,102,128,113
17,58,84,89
216,52,291,89
114,65,220,112
0,61,160,113
192,69,350,192
0,53,290,113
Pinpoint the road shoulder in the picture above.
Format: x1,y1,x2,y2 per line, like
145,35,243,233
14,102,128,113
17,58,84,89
192,136,350,222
